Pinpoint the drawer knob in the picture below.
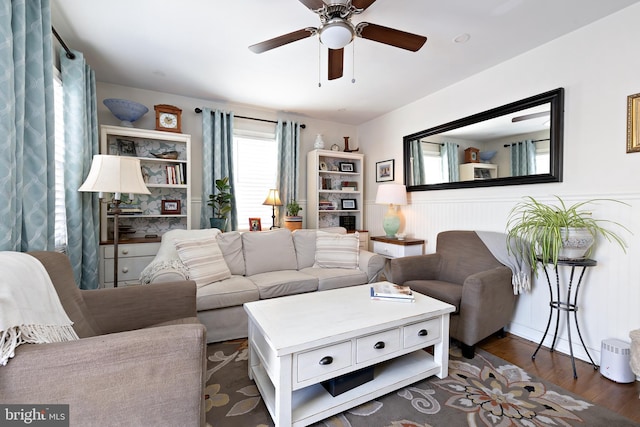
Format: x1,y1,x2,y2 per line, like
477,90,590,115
319,356,333,365
122,249,129,255
374,341,385,349
418,329,428,337
122,267,129,273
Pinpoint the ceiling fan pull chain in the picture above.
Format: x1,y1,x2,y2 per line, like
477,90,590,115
318,39,322,88
352,38,356,84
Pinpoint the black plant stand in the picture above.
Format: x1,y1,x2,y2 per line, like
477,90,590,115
532,258,599,379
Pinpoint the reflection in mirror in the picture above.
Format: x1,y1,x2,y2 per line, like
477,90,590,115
404,88,564,191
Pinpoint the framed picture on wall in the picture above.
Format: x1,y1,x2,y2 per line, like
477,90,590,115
376,159,394,182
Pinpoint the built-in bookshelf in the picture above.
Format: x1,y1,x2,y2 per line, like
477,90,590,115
307,149,364,231
98,125,191,287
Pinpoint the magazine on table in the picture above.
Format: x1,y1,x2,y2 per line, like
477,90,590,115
370,282,414,302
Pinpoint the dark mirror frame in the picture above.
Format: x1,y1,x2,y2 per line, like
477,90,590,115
403,88,564,191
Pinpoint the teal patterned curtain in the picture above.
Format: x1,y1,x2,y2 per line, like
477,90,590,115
409,139,425,186
510,140,536,176
275,120,300,225
0,0,55,251
440,142,459,183
200,108,237,230
61,49,99,289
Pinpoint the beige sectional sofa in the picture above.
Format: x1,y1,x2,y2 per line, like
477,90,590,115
141,227,385,343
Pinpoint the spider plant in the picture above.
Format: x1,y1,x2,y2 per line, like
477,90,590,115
506,195,630,268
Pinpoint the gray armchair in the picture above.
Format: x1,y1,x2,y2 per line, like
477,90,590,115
0,251,207,426
387,230,517,358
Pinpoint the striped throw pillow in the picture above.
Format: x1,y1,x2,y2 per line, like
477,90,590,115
313,231,359,269
174,236,231,287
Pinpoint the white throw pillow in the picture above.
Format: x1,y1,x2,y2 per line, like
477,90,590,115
314,231,359,269
174,236,231,287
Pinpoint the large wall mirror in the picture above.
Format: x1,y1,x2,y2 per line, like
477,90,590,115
403,88,564,191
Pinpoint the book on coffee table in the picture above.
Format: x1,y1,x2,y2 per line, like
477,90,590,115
370,282,414,302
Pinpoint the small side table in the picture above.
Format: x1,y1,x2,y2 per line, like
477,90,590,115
370,236,425,259
532,258,598,379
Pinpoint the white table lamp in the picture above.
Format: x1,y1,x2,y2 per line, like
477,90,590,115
375,183,407,237
79,155,150,287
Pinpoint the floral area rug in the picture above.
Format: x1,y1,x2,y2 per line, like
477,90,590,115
205,339,638,427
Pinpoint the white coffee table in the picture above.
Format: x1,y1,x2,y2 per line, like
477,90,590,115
244,283,455,427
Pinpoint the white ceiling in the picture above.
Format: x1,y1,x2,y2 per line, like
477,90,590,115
51,0,639,126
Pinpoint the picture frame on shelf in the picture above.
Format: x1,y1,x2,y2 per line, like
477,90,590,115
376,159,394,182
341,199,357,210
117,138,137,157
339,162,355,173
161,199,181,215
249,217,262,231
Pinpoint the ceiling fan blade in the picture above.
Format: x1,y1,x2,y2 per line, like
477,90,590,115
357,23,427,51
298,0,326,12
328,48,344,80
249,28,316,53
511,111,550,122
352,0,378,11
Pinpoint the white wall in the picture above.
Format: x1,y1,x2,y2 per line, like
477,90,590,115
96,83,357,227
359,4,640,362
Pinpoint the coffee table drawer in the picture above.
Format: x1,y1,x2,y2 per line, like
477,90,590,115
296,341,352,382
356,328,401,363
403,318,441,348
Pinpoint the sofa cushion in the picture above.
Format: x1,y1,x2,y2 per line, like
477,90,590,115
249,270,318,299
292,229,318,269
293,227,347,269
405,279,462,313
300,267,368,291
242,229,298,276
197,276,259,311
314,231,359,269
216,231,245,276
174,236,231,288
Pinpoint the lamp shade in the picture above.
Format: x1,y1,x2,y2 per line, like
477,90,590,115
262,189,283,206
375,183,407,206
78,155,150,195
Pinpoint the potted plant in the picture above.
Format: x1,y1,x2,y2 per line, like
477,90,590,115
207,177,233,231
506,195,629,269
284,200,303,231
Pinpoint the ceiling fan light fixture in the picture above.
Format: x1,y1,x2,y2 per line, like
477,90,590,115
319,20,354,49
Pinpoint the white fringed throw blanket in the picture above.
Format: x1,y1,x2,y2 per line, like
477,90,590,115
0,252,78,366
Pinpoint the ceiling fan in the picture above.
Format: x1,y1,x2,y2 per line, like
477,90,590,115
248,0,427,81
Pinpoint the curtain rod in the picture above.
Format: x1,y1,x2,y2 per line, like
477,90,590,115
52,27,75,60
194,107,306,129
503,138,549,147
422,141,459,147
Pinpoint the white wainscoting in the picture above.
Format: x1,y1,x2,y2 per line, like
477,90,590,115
365,192,640,364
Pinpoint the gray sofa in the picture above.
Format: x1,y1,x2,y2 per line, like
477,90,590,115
141,227,385,343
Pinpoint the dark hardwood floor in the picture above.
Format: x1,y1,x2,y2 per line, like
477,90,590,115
477,333,640,423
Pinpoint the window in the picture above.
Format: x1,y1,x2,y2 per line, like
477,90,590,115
422,143,444,183
53,72,67,251
535,140,550,174
232,132,278,230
